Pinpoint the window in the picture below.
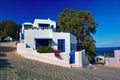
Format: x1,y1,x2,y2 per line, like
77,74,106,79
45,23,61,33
38,24,50,30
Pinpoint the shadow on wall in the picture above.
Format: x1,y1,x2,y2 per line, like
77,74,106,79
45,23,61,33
26,44,31,48
52,40,57,46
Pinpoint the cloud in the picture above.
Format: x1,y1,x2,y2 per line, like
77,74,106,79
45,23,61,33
96,40,120,47
112,35,120,38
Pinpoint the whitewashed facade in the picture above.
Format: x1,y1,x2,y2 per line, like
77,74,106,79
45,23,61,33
18,18,89,68
20,18,77,53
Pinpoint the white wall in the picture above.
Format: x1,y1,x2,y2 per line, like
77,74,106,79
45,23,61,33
52,32,71,53
75,50,90,68
24,29,77,53
17,43,71,68
105,50,120,65
33,19,56,29
24,29,52,49
17,43,89,68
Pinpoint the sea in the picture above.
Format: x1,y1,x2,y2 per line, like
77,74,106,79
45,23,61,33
96,47,120,56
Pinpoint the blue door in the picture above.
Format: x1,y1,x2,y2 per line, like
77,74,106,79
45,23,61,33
21,33,24,40
58,39,65,52
70,53,75,64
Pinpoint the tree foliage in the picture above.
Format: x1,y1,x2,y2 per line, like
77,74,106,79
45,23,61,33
0,20,20,40
58,9,98,63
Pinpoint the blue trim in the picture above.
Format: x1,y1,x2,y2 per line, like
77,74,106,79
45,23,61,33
70,53,75,64
24,25,33,27
21,33,24,39
35,38,52,40
58,39,65,52
20,28,22,32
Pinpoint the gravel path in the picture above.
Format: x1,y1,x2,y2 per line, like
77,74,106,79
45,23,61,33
0,42,120,80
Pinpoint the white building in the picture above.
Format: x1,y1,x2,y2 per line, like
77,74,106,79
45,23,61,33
18,18,89,68
4,36,12,41
20,18,77,53
95,55,105,64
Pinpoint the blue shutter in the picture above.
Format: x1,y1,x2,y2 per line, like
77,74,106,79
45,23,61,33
70,53,75,64
58,39,65,52
21,33,24,39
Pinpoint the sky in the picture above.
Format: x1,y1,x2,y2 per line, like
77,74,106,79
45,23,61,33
0,0,120,47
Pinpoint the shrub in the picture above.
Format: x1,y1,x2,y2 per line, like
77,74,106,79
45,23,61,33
105,53,114,57
37,46,54,53
25,26,39,30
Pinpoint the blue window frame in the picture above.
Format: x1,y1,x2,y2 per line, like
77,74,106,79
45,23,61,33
21,33,24,40
58,39,65,52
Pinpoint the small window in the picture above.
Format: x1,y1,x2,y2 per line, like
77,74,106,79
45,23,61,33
38,24,50,30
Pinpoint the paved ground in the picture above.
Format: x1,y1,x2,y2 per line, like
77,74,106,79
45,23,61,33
0,42,120,80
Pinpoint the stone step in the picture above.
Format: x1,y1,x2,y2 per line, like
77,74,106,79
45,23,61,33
71,64,80,67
